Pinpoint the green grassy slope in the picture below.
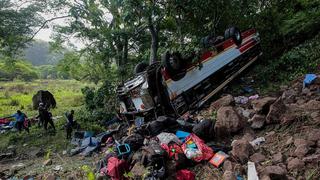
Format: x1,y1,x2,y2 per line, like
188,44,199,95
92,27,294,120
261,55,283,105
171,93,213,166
0,80,94,151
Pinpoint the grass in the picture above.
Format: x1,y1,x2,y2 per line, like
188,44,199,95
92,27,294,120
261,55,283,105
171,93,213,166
0,79,96,152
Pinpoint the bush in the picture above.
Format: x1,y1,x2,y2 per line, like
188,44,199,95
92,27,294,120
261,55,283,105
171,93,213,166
79,80,117,124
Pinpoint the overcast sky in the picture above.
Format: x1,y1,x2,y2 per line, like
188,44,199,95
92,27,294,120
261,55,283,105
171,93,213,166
34,14,86,49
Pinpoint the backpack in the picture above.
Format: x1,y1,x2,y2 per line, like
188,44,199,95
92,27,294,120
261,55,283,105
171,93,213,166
102,157,129,180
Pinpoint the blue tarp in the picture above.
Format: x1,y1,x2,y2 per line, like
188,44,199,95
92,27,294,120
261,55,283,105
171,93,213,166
303,74,317,88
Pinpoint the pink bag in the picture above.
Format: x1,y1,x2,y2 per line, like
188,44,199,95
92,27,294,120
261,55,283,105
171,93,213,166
103,157,128,180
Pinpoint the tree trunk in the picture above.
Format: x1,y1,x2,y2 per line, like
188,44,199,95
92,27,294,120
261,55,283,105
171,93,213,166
149,21,159,65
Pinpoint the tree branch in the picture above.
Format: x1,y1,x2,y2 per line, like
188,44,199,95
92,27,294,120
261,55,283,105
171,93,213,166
11,15,72,56
28,15,71,42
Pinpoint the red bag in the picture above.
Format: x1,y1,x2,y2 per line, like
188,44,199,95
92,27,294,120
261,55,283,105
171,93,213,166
23,118,30,128
103,157,129,180
176,169,195,180
181,134,213,162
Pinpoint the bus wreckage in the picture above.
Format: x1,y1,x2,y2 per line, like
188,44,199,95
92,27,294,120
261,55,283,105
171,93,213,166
117,27,262,120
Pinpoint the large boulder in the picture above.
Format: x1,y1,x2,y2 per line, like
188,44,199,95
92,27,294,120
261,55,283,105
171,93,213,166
210,95,234,111
214,106,243,137
231,139,254,163
266,98,286,124
251,97,276,114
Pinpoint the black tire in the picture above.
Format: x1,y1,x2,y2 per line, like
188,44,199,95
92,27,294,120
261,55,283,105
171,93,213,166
134,62,149,74
162,51,186,81
224,27,242,46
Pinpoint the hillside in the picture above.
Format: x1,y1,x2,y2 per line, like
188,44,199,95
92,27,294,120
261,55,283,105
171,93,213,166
23,40,64,66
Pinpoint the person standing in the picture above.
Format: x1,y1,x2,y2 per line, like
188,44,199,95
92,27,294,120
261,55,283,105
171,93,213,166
37,104,55,131
37,103,45,127
65,110,75,139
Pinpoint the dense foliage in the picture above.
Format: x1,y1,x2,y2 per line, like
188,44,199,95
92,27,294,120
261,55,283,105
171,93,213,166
0,59,38,81
80,80,117,123
0,0,320,121
49,0,320,83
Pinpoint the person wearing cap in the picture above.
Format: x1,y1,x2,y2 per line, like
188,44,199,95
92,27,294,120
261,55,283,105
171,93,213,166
6,110,29,133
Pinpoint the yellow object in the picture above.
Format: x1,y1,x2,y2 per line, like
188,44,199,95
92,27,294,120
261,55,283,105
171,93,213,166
81,165,95,180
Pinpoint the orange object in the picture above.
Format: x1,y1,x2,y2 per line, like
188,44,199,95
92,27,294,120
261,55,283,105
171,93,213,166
209,151,229,167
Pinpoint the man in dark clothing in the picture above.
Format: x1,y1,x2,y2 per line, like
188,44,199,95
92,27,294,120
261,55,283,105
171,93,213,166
65,110,74,139
37,105,55,131
7,110,29,133
37,103,45,127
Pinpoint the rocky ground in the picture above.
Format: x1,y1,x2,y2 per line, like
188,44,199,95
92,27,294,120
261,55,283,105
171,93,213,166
0,146,102,179
195,74,320,179
1,75,320,180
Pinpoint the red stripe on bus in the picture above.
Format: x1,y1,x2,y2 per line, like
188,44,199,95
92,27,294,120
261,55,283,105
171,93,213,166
239,39,256,53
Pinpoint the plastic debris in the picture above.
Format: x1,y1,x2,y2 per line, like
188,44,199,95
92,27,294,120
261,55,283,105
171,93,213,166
247,161,259,180
157,132,182,145
249,94,259,100
115,140,131,156
237,174,244,180
303,74,317,88
235,96,249,104
176,131,191,143
209,151,229,167
250,137,265,150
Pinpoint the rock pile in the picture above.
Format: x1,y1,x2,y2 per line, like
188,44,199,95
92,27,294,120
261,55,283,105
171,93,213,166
199,74,320,179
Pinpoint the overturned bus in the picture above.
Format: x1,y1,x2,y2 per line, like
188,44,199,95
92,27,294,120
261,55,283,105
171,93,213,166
117,27,262,120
